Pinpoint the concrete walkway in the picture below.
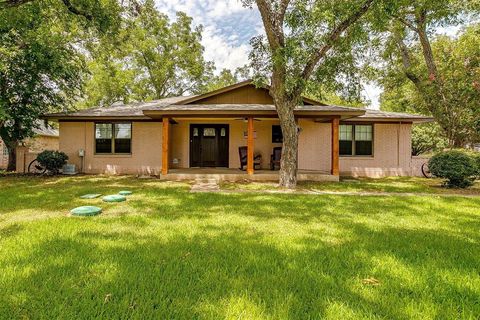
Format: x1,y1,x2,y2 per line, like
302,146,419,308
190,178,220,193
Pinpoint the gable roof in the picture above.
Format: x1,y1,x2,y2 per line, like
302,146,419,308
44,80,433,123
173,80,325,106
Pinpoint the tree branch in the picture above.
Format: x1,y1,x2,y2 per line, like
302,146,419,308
395,16,418,32
395,35,421,86
300,0,375,83
61,0,93,20
256,0,283,49
0,0,32,9
0,0,93,21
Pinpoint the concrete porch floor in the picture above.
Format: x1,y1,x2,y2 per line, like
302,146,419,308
160,168,339,182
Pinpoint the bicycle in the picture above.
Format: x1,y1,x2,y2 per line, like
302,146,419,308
27,158,47,174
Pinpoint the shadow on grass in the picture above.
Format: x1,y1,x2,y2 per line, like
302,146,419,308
2,220,479,319
1,176,480,318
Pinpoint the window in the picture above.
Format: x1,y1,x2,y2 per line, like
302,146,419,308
95,123,131,154
272,125,283,143
203,128,216,137
339,124,373,156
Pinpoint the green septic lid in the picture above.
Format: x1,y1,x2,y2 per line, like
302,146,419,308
118,190,133,196
103,194,127,202
80,194,102,199
71,206,102,216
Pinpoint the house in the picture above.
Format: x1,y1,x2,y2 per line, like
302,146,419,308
0,123,59,170
44,81,432,181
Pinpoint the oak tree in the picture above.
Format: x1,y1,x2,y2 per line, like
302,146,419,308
243,0,377,187
379,0,480,146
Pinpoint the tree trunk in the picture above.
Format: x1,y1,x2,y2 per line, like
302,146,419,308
416,16,438,80
275,100,298,188
6,141,17,171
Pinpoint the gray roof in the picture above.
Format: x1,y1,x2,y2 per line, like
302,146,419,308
34,122,58,137
358,109,433,121
144,103,360,112
47,96,192,118
44,90,432,122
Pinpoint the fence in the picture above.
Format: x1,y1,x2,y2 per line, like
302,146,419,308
16,146,39,173
411,156,430,177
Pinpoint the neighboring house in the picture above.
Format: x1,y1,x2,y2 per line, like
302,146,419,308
45,81,432,180
0,123,59,170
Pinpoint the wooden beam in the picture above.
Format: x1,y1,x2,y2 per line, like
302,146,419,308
247,117,254,175
331,117,340,176
162,117,170,175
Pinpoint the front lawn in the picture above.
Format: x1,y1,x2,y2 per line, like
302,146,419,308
0,176,479,319
222,176,480,195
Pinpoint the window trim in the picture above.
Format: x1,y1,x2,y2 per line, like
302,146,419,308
339,123,374,157
94,122,132,155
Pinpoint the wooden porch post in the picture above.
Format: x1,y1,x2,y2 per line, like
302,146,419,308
247,116,254,175
331,117,340,176
162,117,170,175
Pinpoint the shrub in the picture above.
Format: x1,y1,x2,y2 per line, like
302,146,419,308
36,150,69,174
428,150,477,188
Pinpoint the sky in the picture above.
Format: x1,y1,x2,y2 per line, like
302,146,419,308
154,0,462,109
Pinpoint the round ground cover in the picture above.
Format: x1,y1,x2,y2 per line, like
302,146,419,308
118,190,133,196
70,206,102,216
102,194,127,202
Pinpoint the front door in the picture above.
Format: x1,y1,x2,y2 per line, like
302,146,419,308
190,124,229,167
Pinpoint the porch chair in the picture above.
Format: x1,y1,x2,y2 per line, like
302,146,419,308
238,146,262,170
270,147,282,170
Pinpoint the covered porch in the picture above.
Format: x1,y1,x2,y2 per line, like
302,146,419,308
160,168,339,182
158,115,343,180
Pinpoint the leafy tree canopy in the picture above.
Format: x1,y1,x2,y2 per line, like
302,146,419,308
0,0,88,169
370,0,480,147
379,24,480,145
80,0,215,107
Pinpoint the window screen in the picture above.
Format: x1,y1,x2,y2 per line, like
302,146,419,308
95,123,113,154
339,125,353,156
354,125,372,156
114,123,131,153
95,123,131,154
339,124,373,156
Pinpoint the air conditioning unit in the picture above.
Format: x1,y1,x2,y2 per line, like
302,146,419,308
62,164,77,175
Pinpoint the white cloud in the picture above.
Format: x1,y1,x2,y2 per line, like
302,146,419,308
152,0,384,108
155,0,260,73
202,26,251,70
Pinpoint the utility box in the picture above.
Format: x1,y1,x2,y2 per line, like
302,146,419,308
62,164,77,175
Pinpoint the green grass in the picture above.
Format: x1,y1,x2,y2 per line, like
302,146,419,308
1,175,480,319
222,176,480,195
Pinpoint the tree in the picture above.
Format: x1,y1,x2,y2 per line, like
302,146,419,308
379,24,480,146
202,66,253,92
0,2,86,170
81,1,214,107
243,0,376,187
411,123,447,155
0,0,124,33
378,0,480,147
